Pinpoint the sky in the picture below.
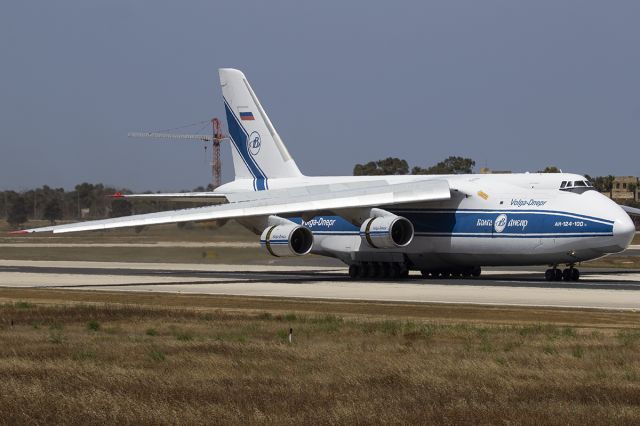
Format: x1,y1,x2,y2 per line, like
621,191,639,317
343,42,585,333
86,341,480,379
1,0,639,191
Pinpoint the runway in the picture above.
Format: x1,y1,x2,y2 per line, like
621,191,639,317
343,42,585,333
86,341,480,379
1,259,640,310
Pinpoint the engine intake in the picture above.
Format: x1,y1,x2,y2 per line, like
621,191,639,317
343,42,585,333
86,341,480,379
360,215,414,249
260,224,314,257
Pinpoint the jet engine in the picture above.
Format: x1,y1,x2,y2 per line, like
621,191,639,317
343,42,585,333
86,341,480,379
260,223,314,257
360,214,414,249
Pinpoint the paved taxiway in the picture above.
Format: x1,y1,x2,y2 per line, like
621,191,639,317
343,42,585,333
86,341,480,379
1,259,639,310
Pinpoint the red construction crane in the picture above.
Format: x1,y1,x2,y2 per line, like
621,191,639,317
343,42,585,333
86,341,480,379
128,118,227,188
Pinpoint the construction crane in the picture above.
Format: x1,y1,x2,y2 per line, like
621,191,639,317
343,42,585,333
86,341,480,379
128,118,226,188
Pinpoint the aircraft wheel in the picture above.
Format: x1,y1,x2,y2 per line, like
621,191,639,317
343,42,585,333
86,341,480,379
571,268,580,281
562,268,571,281
359,263,369,278
348,264,359,279
441,271,451,279
544,269,555,282
420,270,431,278
462,269,472,278
451,271,462,279
389,263,400,279
471,266,482,278
400,267,409,279
381,263,391,279
554,268,563,281
368,263,379,279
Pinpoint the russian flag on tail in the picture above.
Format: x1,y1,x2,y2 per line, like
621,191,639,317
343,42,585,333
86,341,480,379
240,111,255,121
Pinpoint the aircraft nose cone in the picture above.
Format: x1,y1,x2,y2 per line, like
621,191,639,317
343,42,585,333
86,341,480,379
613,212,635,251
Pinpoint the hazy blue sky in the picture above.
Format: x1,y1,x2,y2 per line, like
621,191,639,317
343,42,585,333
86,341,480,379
1,1,638,191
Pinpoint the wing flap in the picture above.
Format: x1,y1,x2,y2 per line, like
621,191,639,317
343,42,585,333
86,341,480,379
16,179,450,234
112,192,228,204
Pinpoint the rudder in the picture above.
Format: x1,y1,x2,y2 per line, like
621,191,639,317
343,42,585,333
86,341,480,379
219,68,302,190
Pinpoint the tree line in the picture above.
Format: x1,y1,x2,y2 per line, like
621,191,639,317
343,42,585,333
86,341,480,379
1,183,215,229
353,157,624,193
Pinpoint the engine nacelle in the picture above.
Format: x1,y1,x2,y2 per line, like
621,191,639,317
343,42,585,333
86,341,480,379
360,215,414,249
260,224,314,257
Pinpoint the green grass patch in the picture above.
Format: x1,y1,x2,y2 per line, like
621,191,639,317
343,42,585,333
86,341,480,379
175,332,193,342
87,320,100,332
148,348,166,362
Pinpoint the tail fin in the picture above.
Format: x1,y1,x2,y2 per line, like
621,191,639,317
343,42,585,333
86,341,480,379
219,68,302,190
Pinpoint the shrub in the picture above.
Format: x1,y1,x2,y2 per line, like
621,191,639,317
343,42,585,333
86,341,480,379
87,320,100,332
148,349,166,362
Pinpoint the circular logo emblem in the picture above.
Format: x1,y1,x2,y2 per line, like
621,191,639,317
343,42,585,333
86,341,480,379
248,131,261,156
494,214,508,233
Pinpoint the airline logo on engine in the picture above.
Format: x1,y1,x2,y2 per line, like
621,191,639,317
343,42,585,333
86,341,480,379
301,217,337,228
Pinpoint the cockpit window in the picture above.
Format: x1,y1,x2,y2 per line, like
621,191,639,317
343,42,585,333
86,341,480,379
560,179,595,193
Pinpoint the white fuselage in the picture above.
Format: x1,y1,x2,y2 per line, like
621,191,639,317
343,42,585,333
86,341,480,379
218,172,635,269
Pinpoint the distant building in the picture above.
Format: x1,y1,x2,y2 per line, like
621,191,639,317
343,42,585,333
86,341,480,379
605,176,639,202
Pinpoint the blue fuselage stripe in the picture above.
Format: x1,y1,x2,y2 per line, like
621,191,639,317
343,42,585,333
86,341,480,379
288,210,615,239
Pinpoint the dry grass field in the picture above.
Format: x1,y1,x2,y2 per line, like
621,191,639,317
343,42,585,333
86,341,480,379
1,289,640,425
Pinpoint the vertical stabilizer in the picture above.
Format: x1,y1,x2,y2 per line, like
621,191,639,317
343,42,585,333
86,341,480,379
219,68,302,190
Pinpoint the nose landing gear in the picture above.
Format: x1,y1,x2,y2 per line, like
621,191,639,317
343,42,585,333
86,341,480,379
545,266,580,282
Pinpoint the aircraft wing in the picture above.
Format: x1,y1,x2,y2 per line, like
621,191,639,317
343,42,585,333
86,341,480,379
13,179,450,234
112,192,228,204
621,204,640,216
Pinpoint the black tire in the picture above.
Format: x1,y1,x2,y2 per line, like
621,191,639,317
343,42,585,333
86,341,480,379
348,265,359,279
545,269,554,281
368,263,378,279
554,268,563,281
562,268,571,281
359,263,369,278
381,263,391,279
571,268,580,281
390,263,400,279
420,270,430,278
471,266,481,278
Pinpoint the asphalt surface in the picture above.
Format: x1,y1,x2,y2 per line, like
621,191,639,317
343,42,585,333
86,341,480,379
1,260,639,310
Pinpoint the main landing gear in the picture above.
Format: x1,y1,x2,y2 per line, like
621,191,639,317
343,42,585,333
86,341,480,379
545,266,580,282
348,262,409,280
420,266,481,279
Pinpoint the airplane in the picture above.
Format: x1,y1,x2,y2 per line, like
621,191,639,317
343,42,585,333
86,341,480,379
12,68,639,282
